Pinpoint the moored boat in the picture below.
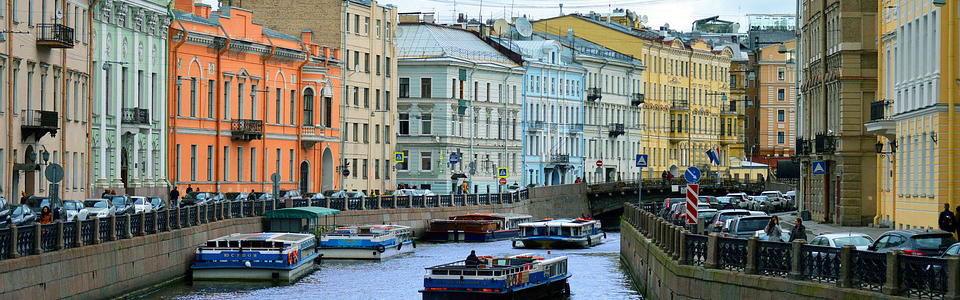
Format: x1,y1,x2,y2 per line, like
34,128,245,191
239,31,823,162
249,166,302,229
191,232,319,282
317,224,416,260
512,218,606,249
425,213,533,242
420,253,571,300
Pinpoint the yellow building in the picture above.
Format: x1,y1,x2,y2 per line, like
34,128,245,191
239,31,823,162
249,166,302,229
867,1,960,230
533,15,738,178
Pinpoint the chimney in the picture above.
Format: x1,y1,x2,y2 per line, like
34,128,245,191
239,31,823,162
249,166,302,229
301,31,314,43
195,4,212,19
174,0,194,13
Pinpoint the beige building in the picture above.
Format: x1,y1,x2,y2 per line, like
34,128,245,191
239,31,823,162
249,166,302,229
755,40,797,160
798,0,878,226
1,0,92,201
237,0,399,195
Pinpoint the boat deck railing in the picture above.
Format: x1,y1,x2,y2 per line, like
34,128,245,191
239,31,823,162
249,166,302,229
427,259,535,271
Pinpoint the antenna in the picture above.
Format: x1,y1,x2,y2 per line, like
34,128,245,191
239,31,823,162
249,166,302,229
515,17,533,38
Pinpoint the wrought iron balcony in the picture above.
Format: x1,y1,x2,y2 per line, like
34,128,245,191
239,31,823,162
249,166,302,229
670,100,688,111
36,24,75,48
630,93,645,106
550,154,570,164
20,110,59,142
870,100,888,121
587,88,602,102
608,123,625,138
814,133,836,153
528,121,545,132
568,124,583,133
121,108,150,125
231,119,264,141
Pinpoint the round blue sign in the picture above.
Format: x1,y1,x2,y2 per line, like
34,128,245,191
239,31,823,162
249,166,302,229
449,153,460,164
684,167,702,183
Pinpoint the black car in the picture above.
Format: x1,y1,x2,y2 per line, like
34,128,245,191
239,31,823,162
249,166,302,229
25,196,65,221
181,192,222,206
110,195,136,215
869,230,958,256
1,204,38,226
224,192,249,201
149,197,166,211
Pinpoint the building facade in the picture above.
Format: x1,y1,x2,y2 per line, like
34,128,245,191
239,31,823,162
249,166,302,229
238,0,398,195
754,40,797,162
798,0,878,226
395,22,525,194
91,0,169,197
867,0,959,230
1,0,92,202
168,1,342,194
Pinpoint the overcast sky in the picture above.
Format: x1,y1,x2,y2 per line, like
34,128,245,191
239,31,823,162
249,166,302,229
200,0,796,33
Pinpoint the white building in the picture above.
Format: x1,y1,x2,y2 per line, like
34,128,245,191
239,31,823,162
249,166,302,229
395,23,525,194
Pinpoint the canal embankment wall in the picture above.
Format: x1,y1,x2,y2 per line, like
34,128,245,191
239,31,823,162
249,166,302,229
0,184,589,300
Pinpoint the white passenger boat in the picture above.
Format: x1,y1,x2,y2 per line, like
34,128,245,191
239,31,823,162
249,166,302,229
420,253,571,300
317,224,416,260
191,232,319,282
512,218,606,249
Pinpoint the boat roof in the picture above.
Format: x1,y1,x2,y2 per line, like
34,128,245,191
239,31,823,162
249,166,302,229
264,207,340,219
518,218,598,227
207,232,314,244
426,253,567,271
455,213,532,220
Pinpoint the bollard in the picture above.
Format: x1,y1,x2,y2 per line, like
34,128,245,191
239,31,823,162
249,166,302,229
7,225,18,258
174,206,182,229
744,236,759,275
883,249,902,296
673,226,683,260
260,200,267,215
378,196,383,209
139,212,146,235
73,218,83,247
838,245,855,288
33,223,42,255
704,233,720,269
151,210,159,233
56,221,64,250
91,216,101,244
946,256,960,300
164,207,172,230
109,214,118,241
678,230,689,264
324,198,330,208
225,201,232,219
124,214,133,239
788,239,805,280
307,198,313,207
360,197,366,210
271,199,277,210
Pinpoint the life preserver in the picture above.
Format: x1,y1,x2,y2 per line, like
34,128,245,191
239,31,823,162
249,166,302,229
288,250,299,265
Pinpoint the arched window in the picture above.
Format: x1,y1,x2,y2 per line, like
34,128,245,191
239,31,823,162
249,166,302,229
303,88,315,125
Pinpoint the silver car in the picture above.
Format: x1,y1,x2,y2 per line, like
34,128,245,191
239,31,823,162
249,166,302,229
809,233,875,250
63,200,90,221
83,199,116,219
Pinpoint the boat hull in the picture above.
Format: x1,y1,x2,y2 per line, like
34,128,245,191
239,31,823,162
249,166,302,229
317,241,415,260
420,277,570,300
191,254,319,282
513,233,605,249
424,230,519,242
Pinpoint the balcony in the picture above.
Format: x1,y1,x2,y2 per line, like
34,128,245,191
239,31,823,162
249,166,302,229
587,88,602,102
670,100,688,111
21,110,59,142
630,93,645,106
866,100,896,139
668,131,685,143
121,108,150,125
608,123,625,138
814,133,837,154
231,119,264,141
528,121,545,132
568,124,583,133
720,133,740,144
36,24,75,48
549,154,570,164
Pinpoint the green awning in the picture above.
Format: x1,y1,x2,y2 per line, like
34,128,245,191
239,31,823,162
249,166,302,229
264,207,340,219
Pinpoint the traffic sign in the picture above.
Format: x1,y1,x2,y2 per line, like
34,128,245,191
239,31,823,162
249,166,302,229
596,160,603,167
812,161,827,175
685,184,699,224
635,154,648,168
684,166,702,183
394,152,405,163
499,178,507,185
449,153,460,164
45,164,64,183
498,167,509,178
270,172,281,183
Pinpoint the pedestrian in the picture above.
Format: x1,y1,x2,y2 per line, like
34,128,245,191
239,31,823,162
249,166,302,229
954,205,960,239
789,218,807,242
101,189,110,198
939,203,955,233
186,185,193,194
764,216,783,242
20,191,27,204
575,177,581,184
39,206,52,224
462,182,469,195
169,186,181,204
465,250,480,267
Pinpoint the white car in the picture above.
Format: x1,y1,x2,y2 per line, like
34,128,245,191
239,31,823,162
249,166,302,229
754,229,792,242
809,233,875,250
132,196,153,214
83,199,116,219
63,200,90,221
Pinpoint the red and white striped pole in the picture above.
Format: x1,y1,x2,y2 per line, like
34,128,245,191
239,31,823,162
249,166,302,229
685,183,699,224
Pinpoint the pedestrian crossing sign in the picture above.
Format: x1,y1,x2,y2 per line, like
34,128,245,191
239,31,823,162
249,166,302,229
812,161,827,175
635,154,648,168
394,152,405,163
498,167,508,178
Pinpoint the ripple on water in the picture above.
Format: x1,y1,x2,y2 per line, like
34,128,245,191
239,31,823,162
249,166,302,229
142,232,641,300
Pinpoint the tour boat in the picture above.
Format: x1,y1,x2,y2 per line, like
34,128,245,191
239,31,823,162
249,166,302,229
420,253,571,300
425,213,533,242
191,232,319,282
512,218,606,249
317,224,416,260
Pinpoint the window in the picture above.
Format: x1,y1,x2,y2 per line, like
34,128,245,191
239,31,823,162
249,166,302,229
353,87,359,106
385,57,391,76
362,159,368,179
421,114,432,135
223,81,231,119
250,148,257,182
420,78,432,98
289,149,295,181
385,125,391,144
375,124,380,143
375,159,380,179
237,82,245,119
276,149,281,179
238,147,244,182
399,150,409,170
399,78,409,98
376,55,381,75
290,90,297,125
345,13,350,32
324,97,333,127
352,159,358,178
777,67,785,81
421,152,432,171
376,20,381,38
777,109,785,122
190,145,197,181
777,132,785,144
224,147,230,181
304,88,315,125
207,80,215,118
363,88,369,108
354,15,360,34
275,88,282,123
399,114,409,135
375,89,381,110
363,123,369,143
777,89,785,101
189,78,197,117
486,83,491,101
207,146,213,181
353,123,359,142
176,145,182,181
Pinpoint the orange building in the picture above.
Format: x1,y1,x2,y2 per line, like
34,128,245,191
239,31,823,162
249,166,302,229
168,1,342,194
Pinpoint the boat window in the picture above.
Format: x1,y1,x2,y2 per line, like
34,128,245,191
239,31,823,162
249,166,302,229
549,227,561,236
206,241,216,247
432,270,448,275
478,271,493,276
462,270,476,276
561,227,572,236
448,270,462,275
494,271,501,276
229,241,240,247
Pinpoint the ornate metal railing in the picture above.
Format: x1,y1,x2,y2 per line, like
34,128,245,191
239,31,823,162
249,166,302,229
131,215,143,236
242,202,253,217
364,198,379,210
40,224,58,252
800,244,841,283
116,217,130,238
757,241,792,277
157,211,168,232
685,234,708,266
426,196,438,207
852,250,887,292
900,255,948,299
80,220,95,245
144,213,156,234
16,226,34,256
382,196,396,209
329,198,345,211
412,196,425,208
98,218,110,243
718,237,748,271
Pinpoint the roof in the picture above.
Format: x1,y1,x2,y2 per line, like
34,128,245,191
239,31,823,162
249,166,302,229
536,14,661,41
264,207,340,219
883,230,954,236
534,32,642,65
208,232,314,243
263,27,301,42
519,218,599,227
397,23,519,66
815,233,873,238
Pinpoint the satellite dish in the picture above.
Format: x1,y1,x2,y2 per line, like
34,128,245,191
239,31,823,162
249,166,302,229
515,17,533,37
493,19,510,36
732,23,741,33
642,15,648,24
55,9,63,20
395,26,404,38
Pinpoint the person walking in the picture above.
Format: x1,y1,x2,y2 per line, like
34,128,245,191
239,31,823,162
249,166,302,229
789,218,808,242
764,216,783,242
100,189,110,198
953,205,960,239
20,191,27,205
169,186,181,206
939,203,955,233
185,185,193,194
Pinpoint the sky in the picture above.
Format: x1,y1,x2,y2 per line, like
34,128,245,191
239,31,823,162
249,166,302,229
201,0,796,33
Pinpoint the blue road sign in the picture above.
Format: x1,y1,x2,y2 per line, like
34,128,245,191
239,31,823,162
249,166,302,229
498,168,509,178
812,161,827,175
449,153,460,164
684,167,702,183
394,152,405,163
635,154,648,168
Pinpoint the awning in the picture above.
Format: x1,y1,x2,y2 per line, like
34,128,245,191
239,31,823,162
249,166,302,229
264,207,340,219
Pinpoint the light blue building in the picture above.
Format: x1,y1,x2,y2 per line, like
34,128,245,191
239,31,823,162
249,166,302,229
497,38,586,186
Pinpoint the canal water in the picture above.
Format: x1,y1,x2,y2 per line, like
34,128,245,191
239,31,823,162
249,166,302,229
143,232,641,300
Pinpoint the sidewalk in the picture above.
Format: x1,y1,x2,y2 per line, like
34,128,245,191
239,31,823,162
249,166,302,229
773,212,889,239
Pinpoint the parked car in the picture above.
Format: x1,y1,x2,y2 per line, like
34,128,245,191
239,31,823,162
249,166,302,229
869,230,958,256
323,190,369,199
2,204,38,226
724,215,773,239
714,196,735,209
149,197,166,211
131,196,153,214
181,192,222,206
727,193,750,209
110,195,136,215
345,191,368,200
940,243,960,257
250,192,274,201
25,196,65,221
63,200,90,221
83,199,116,219
697,209,719,233
748,196,771,212
397,189,436,196
224,192,249,201
303,192,326,201
698,196,719,209
708,209,752,233
809,233,875,250
760,191,786,211
278,190,303,200
662,198,686,218
753,229,792,242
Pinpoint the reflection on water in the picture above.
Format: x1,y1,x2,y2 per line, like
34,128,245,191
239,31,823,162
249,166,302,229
143,233,641,300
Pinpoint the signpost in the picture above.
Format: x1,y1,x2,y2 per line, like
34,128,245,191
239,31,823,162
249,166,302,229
684,166,701,225
635,154,648,205
271,173,281,201
45,164,64,207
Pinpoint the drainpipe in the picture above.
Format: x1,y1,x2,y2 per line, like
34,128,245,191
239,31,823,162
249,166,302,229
596,59,608,182
380,7,389,194
261,33,276,193
6,0,14,200
338,0,350,191
295,41,311,192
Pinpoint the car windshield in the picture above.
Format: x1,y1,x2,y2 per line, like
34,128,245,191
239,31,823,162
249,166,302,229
719,212,749,223
700,211,719,221
761,192,779,198
716,197,731,203
111,197,126,207
224,193,244,200
286,190,300,197
150,198,162,205
913,234,959,249
134,199,146,205
84,200,108,208
322,190,342,197
833,236,874,247
13,206,27,215
64,202,82,210
736,218,771,233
